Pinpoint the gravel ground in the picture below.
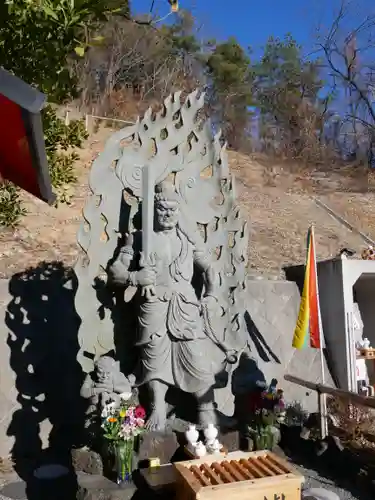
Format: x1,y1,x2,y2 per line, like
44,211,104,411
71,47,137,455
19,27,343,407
274,437,374,500
297,463,373,500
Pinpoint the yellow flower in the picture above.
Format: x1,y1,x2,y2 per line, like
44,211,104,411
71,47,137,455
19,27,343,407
119,409,126,418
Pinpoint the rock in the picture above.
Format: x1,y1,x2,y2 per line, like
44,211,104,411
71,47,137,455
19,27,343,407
302,487,340,500
72,448,104,476
238,435,254,452
219,431,241,452
77,473,137,500
300,427,311,440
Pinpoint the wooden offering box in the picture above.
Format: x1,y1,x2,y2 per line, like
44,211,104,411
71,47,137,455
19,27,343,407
174,450,304,500
184,445,228,459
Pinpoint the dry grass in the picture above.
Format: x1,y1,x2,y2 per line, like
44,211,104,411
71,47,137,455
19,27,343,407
0,127,372,279
328,397,375,443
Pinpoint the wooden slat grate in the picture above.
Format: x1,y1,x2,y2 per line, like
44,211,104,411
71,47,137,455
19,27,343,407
185,453,293,487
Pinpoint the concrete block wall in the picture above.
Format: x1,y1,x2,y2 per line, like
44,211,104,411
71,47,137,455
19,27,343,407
0,273,333,458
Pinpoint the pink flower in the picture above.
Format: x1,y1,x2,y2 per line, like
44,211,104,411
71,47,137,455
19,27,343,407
120,424,132,438
134,405,146,419
126,407,134,418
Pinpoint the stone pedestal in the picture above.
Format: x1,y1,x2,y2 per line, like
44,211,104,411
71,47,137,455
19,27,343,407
137,431,179,465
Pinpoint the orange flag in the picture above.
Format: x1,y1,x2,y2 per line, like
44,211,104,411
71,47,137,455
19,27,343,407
292,226,321,349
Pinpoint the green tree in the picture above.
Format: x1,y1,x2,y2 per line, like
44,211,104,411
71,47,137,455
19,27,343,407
253,34,325,158
206,37,253,150
0,0,129,225
0,0,130,102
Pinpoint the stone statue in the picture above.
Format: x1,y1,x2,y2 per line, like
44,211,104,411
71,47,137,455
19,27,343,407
80,356,134,438
74,89,250,431
108,180,231,429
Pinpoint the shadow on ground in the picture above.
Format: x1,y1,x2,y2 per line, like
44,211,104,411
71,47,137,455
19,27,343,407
5,261,85,499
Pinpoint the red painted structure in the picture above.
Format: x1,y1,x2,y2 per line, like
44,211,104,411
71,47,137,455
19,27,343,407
0,67,55,204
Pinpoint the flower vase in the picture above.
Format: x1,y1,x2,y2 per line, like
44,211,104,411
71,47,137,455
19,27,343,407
254,426,275,451
254,429,267,451
203,423,218,445
185,424,199,447
114,439,134,485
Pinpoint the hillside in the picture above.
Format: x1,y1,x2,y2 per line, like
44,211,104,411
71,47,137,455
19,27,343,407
0,126,374,279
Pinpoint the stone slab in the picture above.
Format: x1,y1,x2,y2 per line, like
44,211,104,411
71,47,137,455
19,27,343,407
139,464,176,491
302,488,340,500
77,473,137,500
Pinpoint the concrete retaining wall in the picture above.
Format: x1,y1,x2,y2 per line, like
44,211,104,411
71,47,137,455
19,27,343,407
0,266,83,459
246,279,334,414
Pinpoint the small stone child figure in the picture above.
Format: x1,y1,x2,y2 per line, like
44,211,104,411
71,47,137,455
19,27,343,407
80,356,135,444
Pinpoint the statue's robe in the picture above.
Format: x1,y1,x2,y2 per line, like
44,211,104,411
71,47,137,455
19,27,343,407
135,225,222,393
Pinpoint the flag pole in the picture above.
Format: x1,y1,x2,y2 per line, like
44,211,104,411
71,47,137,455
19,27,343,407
311,225,328,439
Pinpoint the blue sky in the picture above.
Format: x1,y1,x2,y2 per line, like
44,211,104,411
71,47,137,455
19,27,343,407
132,0,375,60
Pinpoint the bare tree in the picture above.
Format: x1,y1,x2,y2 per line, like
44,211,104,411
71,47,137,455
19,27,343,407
72,16,202,117
318,0,375,164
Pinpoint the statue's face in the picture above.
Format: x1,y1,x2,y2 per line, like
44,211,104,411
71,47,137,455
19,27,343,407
155,203,178,230
96,359,114,381
97,366,111,381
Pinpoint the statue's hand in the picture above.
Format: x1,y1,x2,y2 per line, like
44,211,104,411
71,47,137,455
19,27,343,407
95,375,113,392
141,284,156,301
138,252,157,300
136,266,156,287
108,262,129,286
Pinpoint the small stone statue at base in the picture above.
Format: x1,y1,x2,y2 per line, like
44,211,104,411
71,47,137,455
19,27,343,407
80,356,135,444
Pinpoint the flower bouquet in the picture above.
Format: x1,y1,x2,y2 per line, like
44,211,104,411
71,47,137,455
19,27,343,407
246,379,286,451
101,399,146,484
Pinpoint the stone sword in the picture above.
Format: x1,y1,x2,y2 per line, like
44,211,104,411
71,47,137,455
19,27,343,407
141,164,156,300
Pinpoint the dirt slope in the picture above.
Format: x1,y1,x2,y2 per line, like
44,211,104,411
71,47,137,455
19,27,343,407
0,127,373,278
231,152,374,277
